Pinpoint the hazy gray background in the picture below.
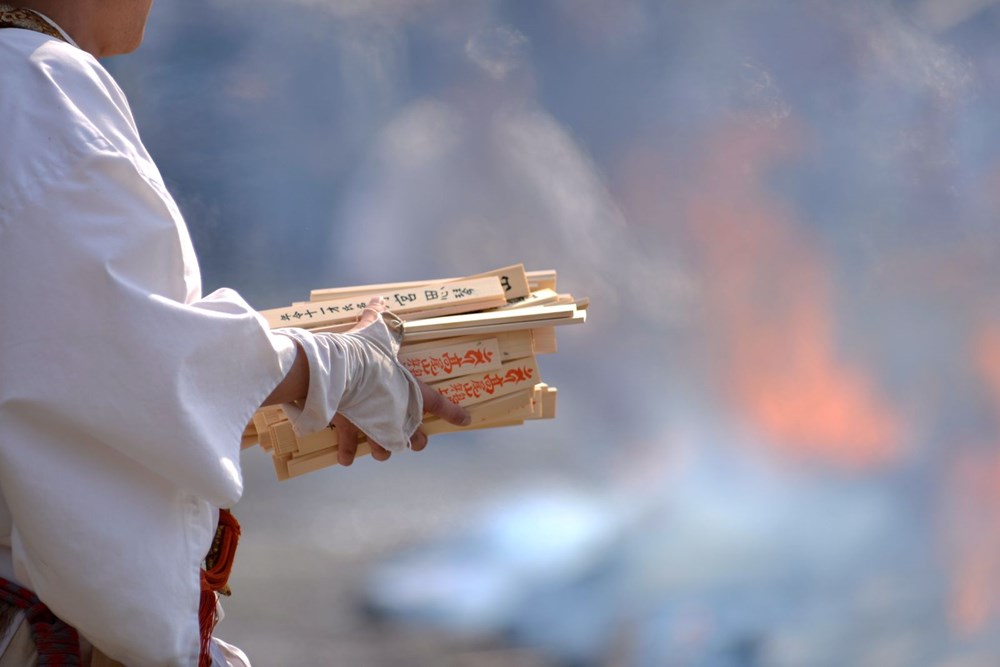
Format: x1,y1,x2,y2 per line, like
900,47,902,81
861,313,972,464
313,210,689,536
110,0,1000,664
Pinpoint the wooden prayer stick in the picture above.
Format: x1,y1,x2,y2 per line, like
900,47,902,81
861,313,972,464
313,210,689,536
263,276,507,330
498,330,538,360
302,296,525,333
422,387,560,433
252,405,286,452
526,269,557,292
399,329,531,359
262,421,361,458
526,383,557,419
398,337,503,381
272,427,339,460
401,304,577,334
294,427,344,456
531,328,557,355
309,264,531,303
285,441,374,478
399,331,536,367
311,303,582,338
420,389,536,435
400,309,585,343
269,421,299,456
429,356,541,407
272,453,291,481
494,288,561,311
540,386,557,419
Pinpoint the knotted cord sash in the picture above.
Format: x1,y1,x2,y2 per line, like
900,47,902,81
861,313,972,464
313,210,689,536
0,509,240,666
0,577,81,666
199,509,241,667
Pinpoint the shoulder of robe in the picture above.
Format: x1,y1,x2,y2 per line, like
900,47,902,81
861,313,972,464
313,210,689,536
0,34,148,215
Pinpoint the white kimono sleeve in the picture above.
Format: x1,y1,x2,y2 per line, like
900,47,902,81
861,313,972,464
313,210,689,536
0,34,293,665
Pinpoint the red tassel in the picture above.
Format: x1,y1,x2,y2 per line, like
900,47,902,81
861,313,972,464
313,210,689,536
198,509,241,667
198,589,217,667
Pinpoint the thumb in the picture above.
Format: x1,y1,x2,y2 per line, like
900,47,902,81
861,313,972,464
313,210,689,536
349,296,386,332
419,380,471,426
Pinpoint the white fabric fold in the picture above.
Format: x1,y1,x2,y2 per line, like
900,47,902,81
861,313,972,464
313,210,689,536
0,29,294,665
276,316,424,451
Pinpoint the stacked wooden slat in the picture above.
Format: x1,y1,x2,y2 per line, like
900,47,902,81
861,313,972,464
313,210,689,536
243,265,586,480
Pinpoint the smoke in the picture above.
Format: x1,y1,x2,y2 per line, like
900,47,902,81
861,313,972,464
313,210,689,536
332,53,691,332
119,0,1000,662
231,0,446,21
464,25,528,80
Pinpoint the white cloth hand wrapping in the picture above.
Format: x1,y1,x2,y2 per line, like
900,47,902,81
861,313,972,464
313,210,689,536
276,314,424,451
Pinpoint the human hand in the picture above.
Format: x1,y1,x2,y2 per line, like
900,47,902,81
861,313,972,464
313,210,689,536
333,297,471,466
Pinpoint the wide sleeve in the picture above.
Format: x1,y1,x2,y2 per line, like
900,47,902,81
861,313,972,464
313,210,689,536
0,140,292,509
0,38,294,663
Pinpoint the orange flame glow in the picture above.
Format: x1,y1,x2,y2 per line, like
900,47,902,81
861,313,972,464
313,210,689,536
622,123,902,467
945,327,1000,636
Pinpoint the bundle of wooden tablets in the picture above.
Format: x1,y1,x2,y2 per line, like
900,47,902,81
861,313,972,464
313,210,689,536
242,265,587,480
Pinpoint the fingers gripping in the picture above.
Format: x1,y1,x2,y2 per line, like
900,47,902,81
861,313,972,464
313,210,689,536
420,380,472,426
333,413,392,465
329,298,469,465
332,414,360,466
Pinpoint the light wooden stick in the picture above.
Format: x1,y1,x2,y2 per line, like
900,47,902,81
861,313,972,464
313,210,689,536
401,304,577,334
399,329,536,361
272,453,291,481
421,388,536,435
494,288,561,310
294,427,343,456
309,264,531,303
286,441,374,478
252,405,286,452
399,309,585,343
540,386,557,419
240,421,258,450
429,356,541,407
526,269,557,292
398,337,503,381
269,421,299,456
531,328,557,355
263,276,507,330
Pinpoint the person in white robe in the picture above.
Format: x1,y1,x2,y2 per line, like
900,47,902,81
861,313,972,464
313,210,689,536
0,2,469,665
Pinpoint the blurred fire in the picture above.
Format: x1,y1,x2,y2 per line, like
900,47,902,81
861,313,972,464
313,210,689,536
946,450,1000,636
946,326,1000,636
622,123,902,467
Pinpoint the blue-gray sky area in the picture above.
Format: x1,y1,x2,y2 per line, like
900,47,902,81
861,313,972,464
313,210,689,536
110,1,1000,664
